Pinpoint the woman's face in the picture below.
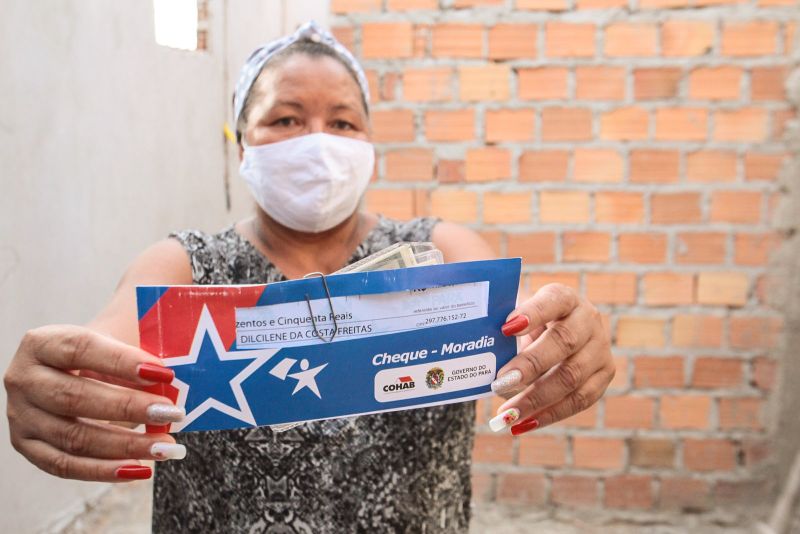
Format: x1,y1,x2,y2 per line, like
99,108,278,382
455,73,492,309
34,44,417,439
242,53,370,148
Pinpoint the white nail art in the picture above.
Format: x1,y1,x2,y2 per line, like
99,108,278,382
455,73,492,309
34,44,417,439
146,404,185,423
489,408,520,432
150,443,187,461
491,370,522,395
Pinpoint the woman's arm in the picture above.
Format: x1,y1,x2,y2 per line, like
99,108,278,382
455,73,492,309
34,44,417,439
4,238,194,482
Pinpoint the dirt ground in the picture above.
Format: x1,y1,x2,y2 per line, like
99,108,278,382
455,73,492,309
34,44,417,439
54,481,776,534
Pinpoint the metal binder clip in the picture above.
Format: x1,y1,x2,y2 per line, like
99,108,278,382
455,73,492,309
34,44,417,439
302,272,339,343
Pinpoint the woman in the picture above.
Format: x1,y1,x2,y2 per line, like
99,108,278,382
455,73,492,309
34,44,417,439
4,22,614,532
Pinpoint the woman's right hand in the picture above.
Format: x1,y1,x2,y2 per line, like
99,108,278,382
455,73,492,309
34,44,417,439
4,325,186,482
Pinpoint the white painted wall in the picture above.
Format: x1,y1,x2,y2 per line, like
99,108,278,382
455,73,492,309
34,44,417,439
0,1,328,532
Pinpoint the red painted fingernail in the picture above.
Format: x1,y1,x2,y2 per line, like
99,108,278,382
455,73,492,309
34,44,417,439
501,315,529,336
137,363,174,383
511,418,540,436
115,465,152,480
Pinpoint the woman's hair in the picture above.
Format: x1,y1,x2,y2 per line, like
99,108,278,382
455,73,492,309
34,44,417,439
235,40,370,144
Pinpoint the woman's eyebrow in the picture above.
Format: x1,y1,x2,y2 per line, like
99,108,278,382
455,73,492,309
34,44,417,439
330,103,360,114
272,100,304,110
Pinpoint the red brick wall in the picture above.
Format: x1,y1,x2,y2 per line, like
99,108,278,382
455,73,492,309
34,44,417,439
331,0,795,512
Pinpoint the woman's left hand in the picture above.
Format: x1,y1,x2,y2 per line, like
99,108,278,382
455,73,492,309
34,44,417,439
488,283,615,434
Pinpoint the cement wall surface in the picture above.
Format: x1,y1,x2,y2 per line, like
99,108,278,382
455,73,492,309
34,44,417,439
0,1,328,532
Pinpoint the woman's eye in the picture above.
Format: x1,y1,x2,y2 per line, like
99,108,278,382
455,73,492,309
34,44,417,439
333,120,354,131
273,117,297,127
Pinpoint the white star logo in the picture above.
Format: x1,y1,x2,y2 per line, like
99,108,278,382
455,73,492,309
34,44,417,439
269,357,328,399
165,305,278,431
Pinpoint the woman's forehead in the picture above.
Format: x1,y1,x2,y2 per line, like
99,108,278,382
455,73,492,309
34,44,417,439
257,54,364,109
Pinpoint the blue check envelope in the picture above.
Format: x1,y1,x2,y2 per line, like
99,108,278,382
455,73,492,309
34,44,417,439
136,258,521,433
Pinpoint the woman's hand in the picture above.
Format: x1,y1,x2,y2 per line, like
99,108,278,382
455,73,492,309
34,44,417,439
4,325,186,482
488,283,614,434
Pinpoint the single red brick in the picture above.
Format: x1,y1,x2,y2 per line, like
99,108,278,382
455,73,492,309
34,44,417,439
655,108,708,141
600,107,649,140
385,149,434,181
519,151,569,182
714,108,769,142
651,193,702,224
573,437,625,469
370,109,416,143
643,273,694,306
539,191,590,223
675,233,727,265
507,232,556,264
576,66,626,100
692,357,742,388
672,315,724,348
562,232,611,262
745,152,785,181
431,23,484,58
605,396,655,429
689,66,742,100
362,23,414,58
424,109,475,142
517,67,569,100
595,192,644,223
545,22,596,57
630,438,676,468
605,475,654,509
661,395,711,429
751,67,788,100
403,68,453,102
722,21,779,56
518,435,568,467
605,23,658,57
584,272,637,304
710,191,762,224
574,150,624,183
485,109,536,142
634,356,684,388
430,190,478,223
630,150,680,183
616,317,666,347
465,148,512,181
686,150,738,182
662,21,714,57
489,24,538,59
541,107,593,141
684,439,737,471
483,192,532,224
618,233,667,264
634,68,682,100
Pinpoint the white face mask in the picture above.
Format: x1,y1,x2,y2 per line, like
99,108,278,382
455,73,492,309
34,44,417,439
240,133,375,233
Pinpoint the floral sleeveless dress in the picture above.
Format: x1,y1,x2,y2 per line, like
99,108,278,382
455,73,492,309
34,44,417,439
151,216,476,534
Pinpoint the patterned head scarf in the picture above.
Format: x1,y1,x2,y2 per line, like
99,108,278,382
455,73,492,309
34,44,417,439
233,20,370,129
